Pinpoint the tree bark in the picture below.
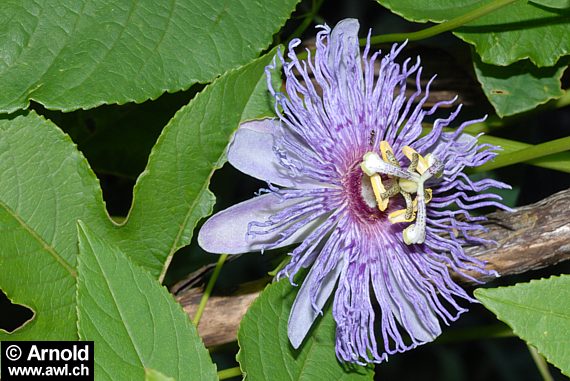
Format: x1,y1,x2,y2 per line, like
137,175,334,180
174,188,570,348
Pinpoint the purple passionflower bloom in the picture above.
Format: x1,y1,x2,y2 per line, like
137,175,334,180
198,19,511,364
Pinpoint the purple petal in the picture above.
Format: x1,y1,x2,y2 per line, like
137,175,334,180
288,256,346,349
228,119,326,188
198,193,326,254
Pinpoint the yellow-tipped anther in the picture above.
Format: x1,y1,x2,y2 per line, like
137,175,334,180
388,197,418,223
402,146,429,174
370,174,389,211
380,140,395,163
424,188,433,203
387,188,433,224
398,178,418,194
388,208,416,223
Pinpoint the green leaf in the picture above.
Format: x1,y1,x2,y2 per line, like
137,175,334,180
377,0,570,66
237,280,374,381
0,0,299,112
104,49,279,280
530,0,570,9
473,54,567,117
475,276,570,376
42,58,280,181
242,59,282,122
0,111,110,341
145,368,175,381
77,221,216,381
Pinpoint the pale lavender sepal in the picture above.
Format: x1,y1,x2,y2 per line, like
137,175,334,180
198,193,327,254
288,255,346,349
228,119,327,189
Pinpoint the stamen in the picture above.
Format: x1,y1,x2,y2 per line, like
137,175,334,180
402,191,414,220
408,152,419,173
360,146,441,244
398,178,418,194
388,207,416,223
380,141,399,167
402,146,429,174
402,181,427,245
370,174,389,211
361,152,416,180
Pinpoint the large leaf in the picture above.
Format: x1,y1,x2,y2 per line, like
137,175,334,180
530,0,570,8
39,58,281,181
0,0,299,112
77,222,217,381
237,279,375,381
377,0,570,67
104,48,279,280
475,276,570,376
0,111,110,341
473,54,567,117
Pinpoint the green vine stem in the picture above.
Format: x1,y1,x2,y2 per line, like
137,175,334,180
218,366,242,380
366,0,519,45
527,345,554,381
192,254,228,326
475,136,570,172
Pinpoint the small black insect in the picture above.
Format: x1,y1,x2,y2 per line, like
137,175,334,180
369,129,376,147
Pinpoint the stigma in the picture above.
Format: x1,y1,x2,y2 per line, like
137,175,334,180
360,141,443,245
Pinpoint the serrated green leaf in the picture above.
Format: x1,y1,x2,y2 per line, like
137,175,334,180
0,111,110,341
77,221,216,381
43,58,280,181
377,0,570,66
475,276,570,376
530,0,570,9
473,54,567,117
104,49,278,280
44,91,197,180
0,0,299,112
237,280,374,381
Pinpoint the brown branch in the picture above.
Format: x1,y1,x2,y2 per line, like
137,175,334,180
174,188,570,348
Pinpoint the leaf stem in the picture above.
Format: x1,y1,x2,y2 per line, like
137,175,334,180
367,0,519,45
217,366,242,380
475,135,570,172
527,345,554,381
192,254,228,326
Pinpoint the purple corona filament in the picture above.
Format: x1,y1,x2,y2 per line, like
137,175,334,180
198,18,511,364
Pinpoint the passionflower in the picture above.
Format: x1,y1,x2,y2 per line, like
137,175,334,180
198,18,511,364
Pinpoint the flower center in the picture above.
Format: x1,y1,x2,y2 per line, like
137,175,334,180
360,141,443,245
342,163,389,222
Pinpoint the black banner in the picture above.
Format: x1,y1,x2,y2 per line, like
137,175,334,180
1,341,94,380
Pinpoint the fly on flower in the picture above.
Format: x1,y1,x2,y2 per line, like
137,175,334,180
198,19,511,364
